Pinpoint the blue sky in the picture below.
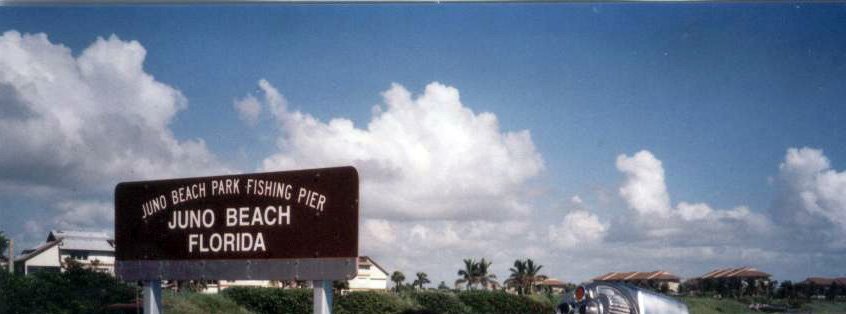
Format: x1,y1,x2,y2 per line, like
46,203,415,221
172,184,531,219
1,3,845,283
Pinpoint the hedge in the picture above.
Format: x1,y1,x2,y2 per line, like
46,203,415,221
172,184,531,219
221,287,555,314
335,291,414,314
0,268,137,314
407,291,471,314
222,287,312,314
458,290,552,314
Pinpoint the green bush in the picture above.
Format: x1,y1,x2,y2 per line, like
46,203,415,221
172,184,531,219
334,291,414,314
457,290,551,314
0,268,138,314
164,291,252,314
407,291,471,314
220,288,558,314
222,287,311,314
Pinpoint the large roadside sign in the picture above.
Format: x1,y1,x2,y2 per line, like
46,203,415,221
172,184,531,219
114,167,359,281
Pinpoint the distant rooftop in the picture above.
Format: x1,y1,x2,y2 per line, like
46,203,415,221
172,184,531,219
358,256,388,275
48,230,110,241
16,230,114,263
698,267,771,279
593,271,680,282
538,279,568,287
49,230,114,252
15,240,60,263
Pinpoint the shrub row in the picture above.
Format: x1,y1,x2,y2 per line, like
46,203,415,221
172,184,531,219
222,287,555,314
222,287,312,314
0,268,138,314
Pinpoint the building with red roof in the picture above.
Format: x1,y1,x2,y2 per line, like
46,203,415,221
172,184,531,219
592,270,681,293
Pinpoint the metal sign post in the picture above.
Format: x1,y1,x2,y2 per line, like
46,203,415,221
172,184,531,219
313,280,333,314
143,280,162,314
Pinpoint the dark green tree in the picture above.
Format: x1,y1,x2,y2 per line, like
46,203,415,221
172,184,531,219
476,258,498,290
437,281,450,290
391,271,406,293
456,259,478,290
412,272,430,290
0,231,8,258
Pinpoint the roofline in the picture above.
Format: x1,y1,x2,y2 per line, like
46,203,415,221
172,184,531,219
696,267,771,279
593,271,680,282
14,240,60,263
360,256,389,276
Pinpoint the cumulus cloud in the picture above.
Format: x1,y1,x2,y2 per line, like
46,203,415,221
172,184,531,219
548,210,607,249
612,150,772,245
53,200,113,230
0,31,224,193
0,31,228,250
234,94,262,126
770,147,846,250
616,151,671,215
774,147,846,230
238,79,544,220
230,79,547,283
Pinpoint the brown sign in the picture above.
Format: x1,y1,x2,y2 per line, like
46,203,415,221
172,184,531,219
114,167,358,281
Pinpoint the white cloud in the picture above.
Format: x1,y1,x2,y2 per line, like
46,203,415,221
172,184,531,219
570,195,583,206
616,150,672,215
230,80,547,284
770,147,846,251
611,150,772,246
0,31,225,193
676,202,712,221
234,94,262,126
0,31,229,250
241,80,544,221
53,200,113,229
548,210,607,249
775,147,846,230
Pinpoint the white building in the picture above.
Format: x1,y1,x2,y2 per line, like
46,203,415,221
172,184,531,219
15,230,115,275
200,256,389,293
348,256,388,291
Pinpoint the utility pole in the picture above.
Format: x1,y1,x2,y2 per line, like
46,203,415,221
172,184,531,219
8,239,13,273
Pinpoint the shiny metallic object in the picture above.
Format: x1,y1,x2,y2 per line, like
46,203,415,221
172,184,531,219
556,282,688,314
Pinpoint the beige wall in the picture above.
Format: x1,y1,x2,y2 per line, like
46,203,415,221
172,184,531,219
349,263,388,291
23,245,61,274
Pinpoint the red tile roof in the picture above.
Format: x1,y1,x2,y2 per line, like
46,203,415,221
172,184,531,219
698,267,771,279
538,279,567,287
592,271,680,282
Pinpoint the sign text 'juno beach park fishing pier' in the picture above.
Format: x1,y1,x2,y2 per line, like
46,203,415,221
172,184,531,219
114,167,359,282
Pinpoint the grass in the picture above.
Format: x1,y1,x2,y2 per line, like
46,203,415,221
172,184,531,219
802,300,846,314
164,291,253,314
159,291,846,314
681,296,846,314
681,296,755,313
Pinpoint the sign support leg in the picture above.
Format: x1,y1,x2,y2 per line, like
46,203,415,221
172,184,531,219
143,280,162,314
313,280,333,314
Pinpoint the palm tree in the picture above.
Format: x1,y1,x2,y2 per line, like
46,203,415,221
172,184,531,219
506,259,547,295
506,259,528,295
476,258,498,290
523,259,547,294
89,258,103,272
438,281,450,290
391,271,406,293
333,280,349,295
413,272,431,290
456,258,478,289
